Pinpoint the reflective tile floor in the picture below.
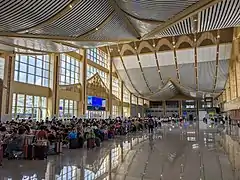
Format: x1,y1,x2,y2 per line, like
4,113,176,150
0,122,236,180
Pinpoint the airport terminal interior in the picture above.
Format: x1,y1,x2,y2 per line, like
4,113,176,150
0,0,240,179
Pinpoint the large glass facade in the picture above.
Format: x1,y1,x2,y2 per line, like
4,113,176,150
0,57,5,79
87,65,107,84
12,93,47,120
132,95,137,105
112,77,120,98
112,105,119,118
138,98,143,105
59,99,78,118
123,86,130,103
86,48,108,68
14,54,50,87
59,54,81,85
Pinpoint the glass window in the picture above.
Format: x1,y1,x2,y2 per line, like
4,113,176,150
14,54,50,87
29,56,35,66
28,65,35,74
86,48,108,68
19,72,27,83
12,93,47,120
59,98,78,118
59,54,81,85
19,63,27,72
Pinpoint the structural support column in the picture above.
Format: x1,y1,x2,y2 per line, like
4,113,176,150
109,57,113,118
81,49,87,116
136,96,139,117
130,93,132,116
163,101,166,116
178,100,182,117
121,81,124,117
2,54,14,116
48,53,60,117
0,79,3,122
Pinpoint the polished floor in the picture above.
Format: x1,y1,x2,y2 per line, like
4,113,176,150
0,122,236,180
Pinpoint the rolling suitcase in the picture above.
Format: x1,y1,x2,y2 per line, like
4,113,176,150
34,145,47,160
95,137,101,147
69,139,79,149
24,144,34,160
78,137,84,148
54,142,63,154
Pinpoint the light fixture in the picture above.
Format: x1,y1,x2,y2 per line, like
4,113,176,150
194,19,197,22
173,45,175,48
134,46,137,50
153,44,155,47
217,35,220,38
194,38,196,42
69,4,73,8
95,27,99,31
173,41,175,45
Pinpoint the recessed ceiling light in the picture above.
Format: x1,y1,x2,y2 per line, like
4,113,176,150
95,27,99,31
69,4,73,8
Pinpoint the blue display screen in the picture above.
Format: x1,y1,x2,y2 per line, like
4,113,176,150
87,96,106,107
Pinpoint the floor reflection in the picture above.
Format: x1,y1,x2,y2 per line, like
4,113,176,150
0,133,150,180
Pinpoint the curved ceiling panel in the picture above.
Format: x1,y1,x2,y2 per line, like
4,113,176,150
198,61,215,92
30,0,114,37
0,0,69,32
122,55,139,70
113,57,124,70
127,68,150,95
153,18,193,38
157,51,175,66
179,63,196,90
219,43,232,60
127,16,159,37
0,37,76,52
176,48,194,64
117,69,137,94
147,81,177,100
140,53,156,68
159,65,178,83
198,0,240,32
215,59,229,92
142,67,162,92
116,0,199,21
197,45,217,63
85,12,136,41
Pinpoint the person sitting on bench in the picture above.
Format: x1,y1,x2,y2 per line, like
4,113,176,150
6,127,26,159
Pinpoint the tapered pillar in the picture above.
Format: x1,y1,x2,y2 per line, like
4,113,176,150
109,57,113,118
121,81,124,117
130,93,132,116
0,79,3,122
48,53,60,118
136,97,139,117
81,49,87,115
178,100,182,117
163,101,166,116
2,54,14,116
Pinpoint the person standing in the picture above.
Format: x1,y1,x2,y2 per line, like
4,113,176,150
148,117,154,133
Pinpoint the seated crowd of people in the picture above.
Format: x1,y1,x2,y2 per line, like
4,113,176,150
0,116,158,164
